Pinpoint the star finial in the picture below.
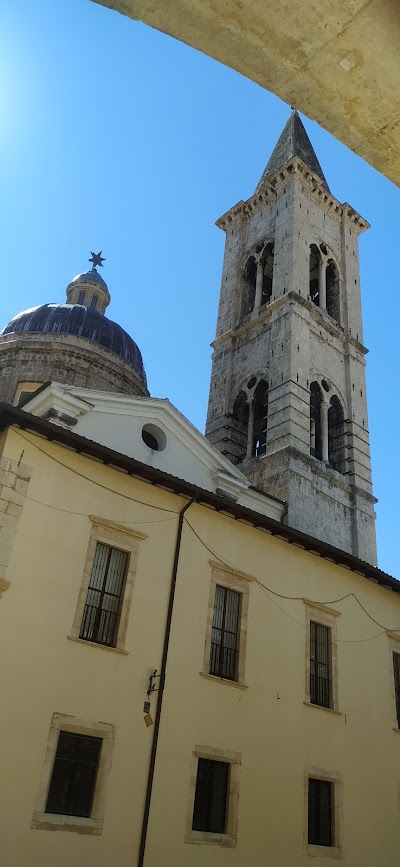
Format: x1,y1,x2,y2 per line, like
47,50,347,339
89,251,105,269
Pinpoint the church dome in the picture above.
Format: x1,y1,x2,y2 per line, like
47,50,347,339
0,255,149,404
68,268,109,291
1,303,147,386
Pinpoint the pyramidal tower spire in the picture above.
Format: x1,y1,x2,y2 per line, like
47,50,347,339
206,111,377,565
255,110,330,193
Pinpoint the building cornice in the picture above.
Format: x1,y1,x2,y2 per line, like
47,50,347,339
215,157,369,234
211,292,368,356
0,402,396,594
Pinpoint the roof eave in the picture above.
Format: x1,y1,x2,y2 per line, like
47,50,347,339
0,403,395,592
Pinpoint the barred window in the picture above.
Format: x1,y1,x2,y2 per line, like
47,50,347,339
192,759,229,834
308,778,334,847
393,652,400,728
45,731,102,818
209,585,241,681
79,542,129,647
310,621,332,708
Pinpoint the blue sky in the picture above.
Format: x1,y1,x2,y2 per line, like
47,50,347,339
1,1,398,574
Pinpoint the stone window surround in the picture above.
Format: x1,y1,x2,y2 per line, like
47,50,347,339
386,632,400,731
304,599,341,712
31,712,115,835
201,561,252,688
0,453,32,592
69,516,147,654
185,745,241,848
304,765,343,859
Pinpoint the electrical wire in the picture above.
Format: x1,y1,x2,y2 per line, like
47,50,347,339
12,428,182,515
183,515,397,641
11,428,398,638
256,580,386,643
24,494,178,523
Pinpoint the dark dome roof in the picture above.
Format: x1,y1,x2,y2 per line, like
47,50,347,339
1,304,146,385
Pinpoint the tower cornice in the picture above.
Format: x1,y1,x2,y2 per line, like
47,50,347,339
216,157,369,235
211,292,368,356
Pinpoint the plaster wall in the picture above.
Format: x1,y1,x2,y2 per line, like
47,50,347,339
0,426,398,864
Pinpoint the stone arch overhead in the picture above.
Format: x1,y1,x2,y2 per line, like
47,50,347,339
308,374,347,417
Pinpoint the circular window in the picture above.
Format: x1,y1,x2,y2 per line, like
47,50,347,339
141,423,167,452
247,376,257,389
321,379,330,392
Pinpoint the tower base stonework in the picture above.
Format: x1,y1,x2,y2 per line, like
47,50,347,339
244,448,377,565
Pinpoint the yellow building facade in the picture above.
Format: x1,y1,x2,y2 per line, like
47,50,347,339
1,393,400,866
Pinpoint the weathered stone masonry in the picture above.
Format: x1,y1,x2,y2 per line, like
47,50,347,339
0,454,32,594
206,112,377,564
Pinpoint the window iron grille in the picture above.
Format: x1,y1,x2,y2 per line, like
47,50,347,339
79,542,129,647
393,652,400,728
209,585,240,681
310,621,332,708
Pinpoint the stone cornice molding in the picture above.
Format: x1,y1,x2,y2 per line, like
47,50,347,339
215,157,369,234
258,445,377,504
211,291,368,356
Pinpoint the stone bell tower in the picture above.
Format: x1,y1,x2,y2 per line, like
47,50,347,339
206,111,377,565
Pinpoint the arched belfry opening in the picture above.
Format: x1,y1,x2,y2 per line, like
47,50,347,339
253,379,268,457
242,257,257,316
242,244,275,319
328,395,345,473
261,244,274,306
231,378,269,462
326,261,340,323
310,383,346,474
309,245,320,307
310,382,322,459
309,245,341,324
232,391,249,462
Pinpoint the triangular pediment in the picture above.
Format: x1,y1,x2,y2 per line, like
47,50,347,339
20,384,285,522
